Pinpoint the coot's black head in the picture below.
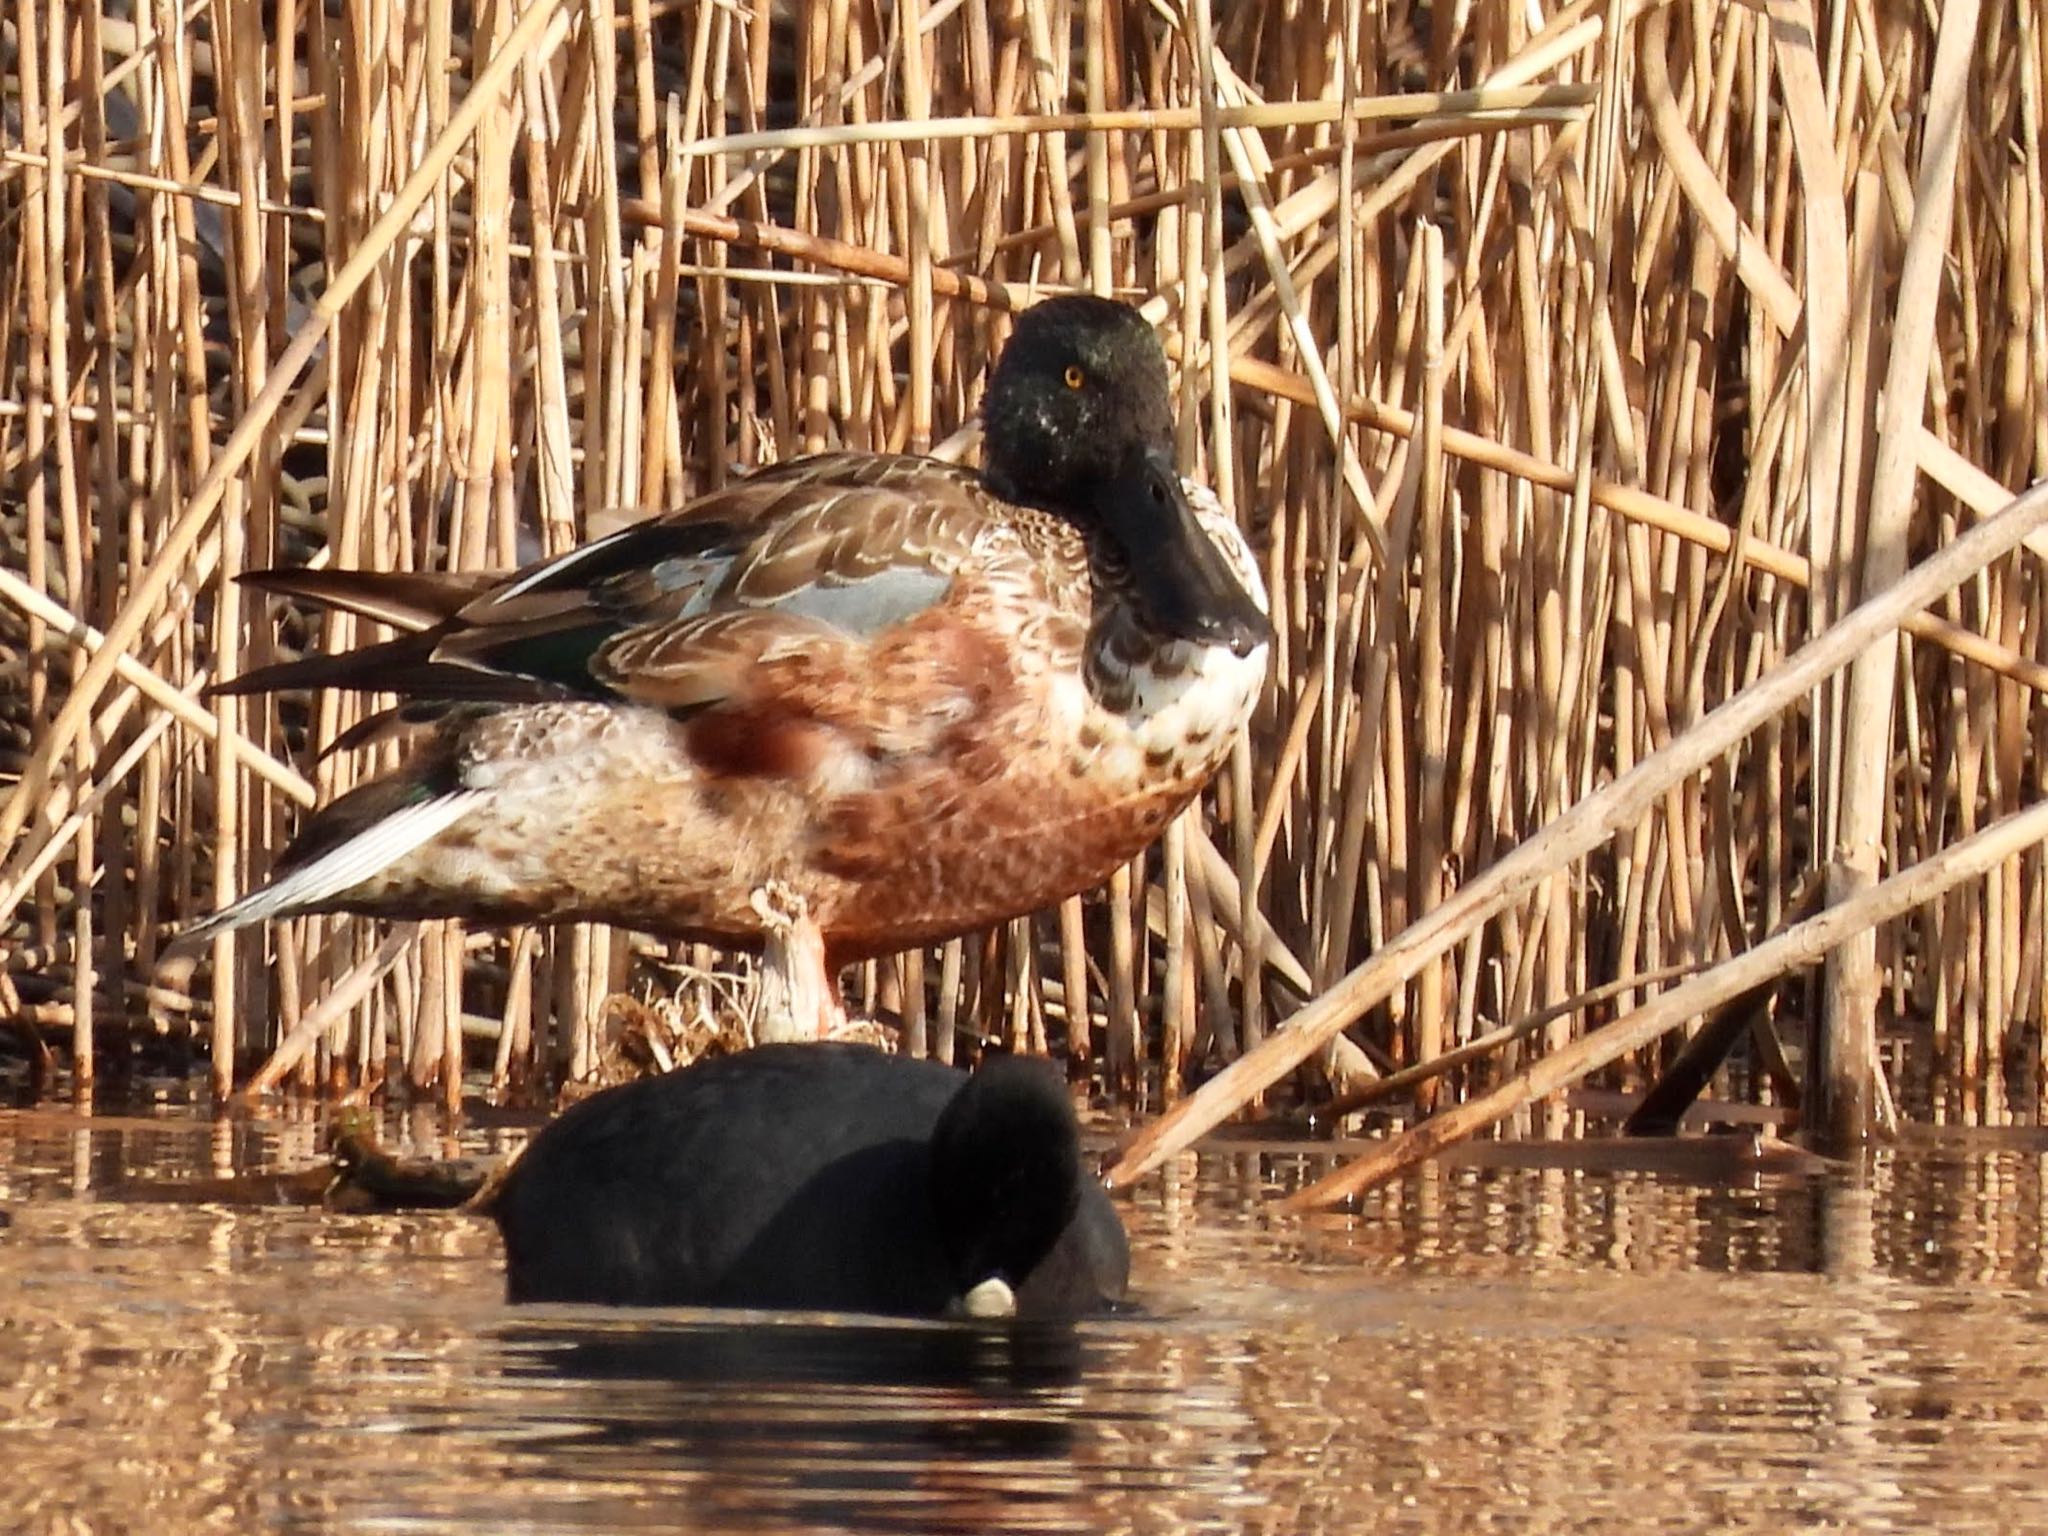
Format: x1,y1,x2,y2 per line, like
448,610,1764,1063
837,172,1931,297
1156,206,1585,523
979,295,1270,658
928,1053,1123,1317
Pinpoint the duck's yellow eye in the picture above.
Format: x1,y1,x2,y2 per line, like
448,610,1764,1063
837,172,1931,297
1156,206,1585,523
1063,364,1086,389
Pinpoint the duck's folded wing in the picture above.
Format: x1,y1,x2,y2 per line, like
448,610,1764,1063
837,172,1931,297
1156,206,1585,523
434,466,988,699
217,453,997,717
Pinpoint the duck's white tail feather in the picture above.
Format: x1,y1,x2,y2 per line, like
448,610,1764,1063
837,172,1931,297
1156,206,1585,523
175,789,490,947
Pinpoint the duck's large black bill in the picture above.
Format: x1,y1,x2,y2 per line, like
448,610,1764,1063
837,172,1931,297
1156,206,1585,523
1098,448,1271,657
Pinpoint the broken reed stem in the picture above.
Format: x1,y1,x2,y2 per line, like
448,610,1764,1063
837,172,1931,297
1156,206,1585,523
1311,961,1708,1119
1286,793,2048,1210
678,84,1595,158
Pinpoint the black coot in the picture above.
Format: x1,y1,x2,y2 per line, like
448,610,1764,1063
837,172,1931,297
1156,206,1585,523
490,1043,1129,1318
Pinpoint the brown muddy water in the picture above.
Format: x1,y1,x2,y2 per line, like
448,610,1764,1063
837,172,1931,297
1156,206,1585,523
3,1093,2046,1535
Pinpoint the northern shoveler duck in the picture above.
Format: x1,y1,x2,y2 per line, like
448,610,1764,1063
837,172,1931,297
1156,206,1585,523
187,295,1271,1028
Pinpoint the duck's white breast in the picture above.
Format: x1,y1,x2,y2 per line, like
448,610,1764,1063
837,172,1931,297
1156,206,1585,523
1072,480,1270,773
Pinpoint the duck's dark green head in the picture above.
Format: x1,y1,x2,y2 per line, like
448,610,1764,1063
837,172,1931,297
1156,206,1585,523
981,295,1270,658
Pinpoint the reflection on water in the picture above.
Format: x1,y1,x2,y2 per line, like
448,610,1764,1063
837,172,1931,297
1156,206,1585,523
494,1319,1102,1533
3,1102,2047,1533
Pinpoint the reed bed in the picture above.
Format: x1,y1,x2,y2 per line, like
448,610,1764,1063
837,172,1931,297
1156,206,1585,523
0,0,2044,1158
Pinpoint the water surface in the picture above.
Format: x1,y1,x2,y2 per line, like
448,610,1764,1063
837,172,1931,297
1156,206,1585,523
3,1099,2044,1533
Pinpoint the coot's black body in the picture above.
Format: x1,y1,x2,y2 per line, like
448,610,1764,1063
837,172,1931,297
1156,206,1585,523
491,1043,1129,1318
